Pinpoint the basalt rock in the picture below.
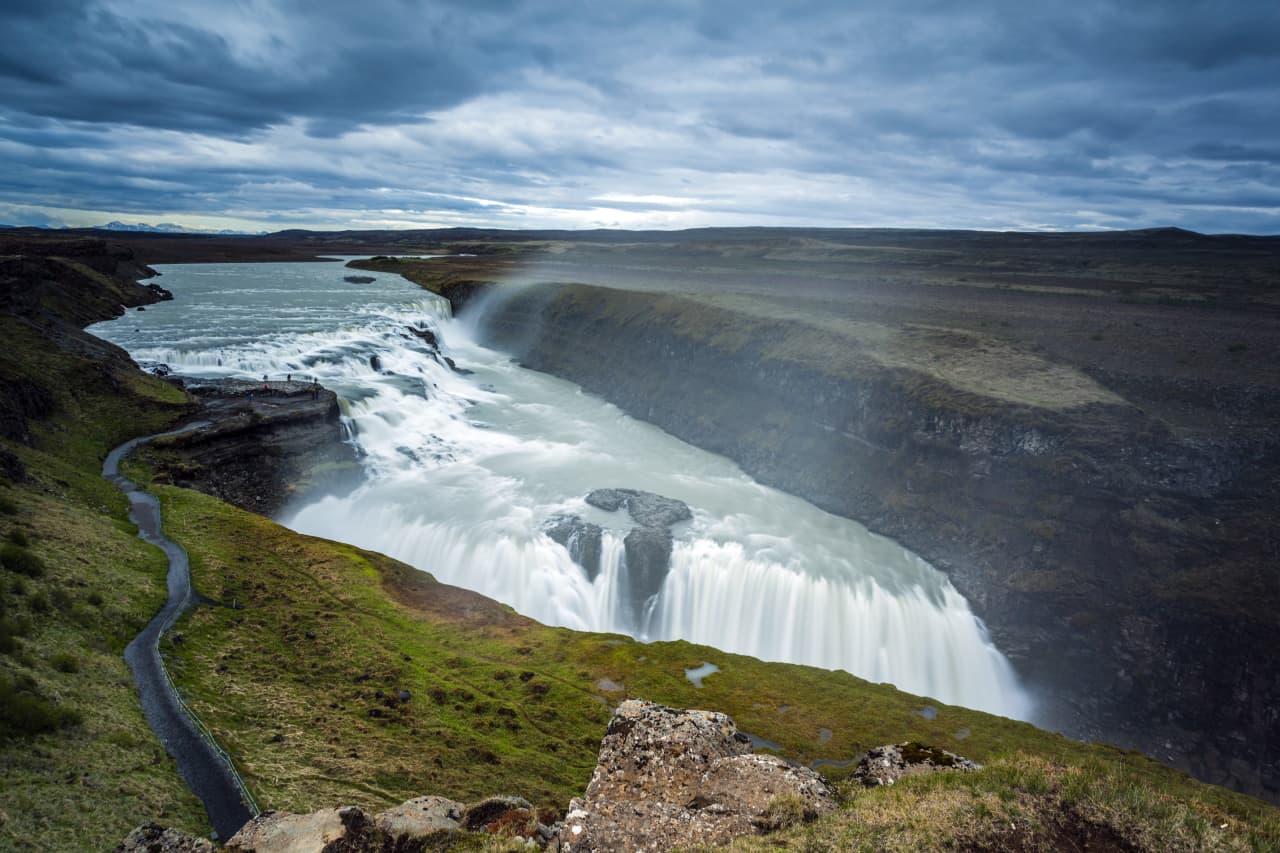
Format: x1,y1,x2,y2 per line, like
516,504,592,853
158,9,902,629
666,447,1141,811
582,489,692,626
373,794,464,838
543,514,603,580
225,806,376,852
406,326,439,349
150,378,360,516
584,488,692,529
620,526,672,618
125,794,539,852
564,699,837,852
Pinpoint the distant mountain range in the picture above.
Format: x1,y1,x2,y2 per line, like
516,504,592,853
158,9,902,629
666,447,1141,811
94,220,266,236
0,220,265,236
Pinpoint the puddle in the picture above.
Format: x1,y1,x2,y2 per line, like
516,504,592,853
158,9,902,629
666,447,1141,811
913,705,938,721
684,661,720,688
954,727,971,740
818,727,833,744
595,678,623,692
743,732,782,751
810,754,864,770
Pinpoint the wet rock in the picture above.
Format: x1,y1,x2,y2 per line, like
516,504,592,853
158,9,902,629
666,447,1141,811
369,354,381,372
344,275,376,284
145,282,174,300
442,355,473,375
543,514,603,580
151,378,360,516
622,525,672,613
566,699,837,852
374,795,464,838
585,488,692,529
851,741,981,787
407,326,439,349
583,489,691,625
115,823,217,853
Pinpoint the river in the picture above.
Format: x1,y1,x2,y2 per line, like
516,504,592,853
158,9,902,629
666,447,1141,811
90,258,1031,719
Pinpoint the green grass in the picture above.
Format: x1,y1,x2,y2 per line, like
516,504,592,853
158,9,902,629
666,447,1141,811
726,752,1275,851
0,316,207,850
127,478,1280,849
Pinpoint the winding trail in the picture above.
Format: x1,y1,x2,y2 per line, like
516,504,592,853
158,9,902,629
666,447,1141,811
104,424,256,841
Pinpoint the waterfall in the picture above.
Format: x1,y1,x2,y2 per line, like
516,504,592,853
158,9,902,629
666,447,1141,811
89,260,1033,721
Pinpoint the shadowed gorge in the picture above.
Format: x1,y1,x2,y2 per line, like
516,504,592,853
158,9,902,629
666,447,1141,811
351,227,1280,803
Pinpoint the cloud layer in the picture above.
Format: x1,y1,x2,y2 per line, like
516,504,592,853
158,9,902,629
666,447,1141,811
1,0,1277,233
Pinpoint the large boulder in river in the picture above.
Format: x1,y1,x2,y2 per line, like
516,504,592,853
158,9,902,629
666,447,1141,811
621,525,673,615
582,488,692,626
543,514,603,580
564,699,837,852
585,488,692,528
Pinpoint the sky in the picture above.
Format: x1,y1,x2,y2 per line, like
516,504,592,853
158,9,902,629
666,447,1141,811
1,0,1278,234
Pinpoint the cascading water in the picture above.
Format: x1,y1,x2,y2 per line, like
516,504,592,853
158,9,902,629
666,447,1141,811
91,259,1032,719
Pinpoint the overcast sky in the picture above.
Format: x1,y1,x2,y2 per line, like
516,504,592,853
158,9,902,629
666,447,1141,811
1,0,1277,234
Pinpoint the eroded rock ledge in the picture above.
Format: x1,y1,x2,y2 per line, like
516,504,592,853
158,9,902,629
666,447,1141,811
148,378,361,516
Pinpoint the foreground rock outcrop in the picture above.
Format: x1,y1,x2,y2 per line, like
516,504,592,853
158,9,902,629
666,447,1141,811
118,700,851,852
564,699,837,851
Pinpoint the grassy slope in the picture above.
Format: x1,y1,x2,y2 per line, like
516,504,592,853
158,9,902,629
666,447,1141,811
0,318,208,850
124,470,1280,849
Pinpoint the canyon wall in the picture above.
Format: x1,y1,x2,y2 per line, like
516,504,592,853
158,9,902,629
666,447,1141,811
458,281,1279,803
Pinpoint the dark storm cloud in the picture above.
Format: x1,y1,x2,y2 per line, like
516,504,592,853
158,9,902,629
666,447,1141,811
0,0,1277,232
0,0,523,134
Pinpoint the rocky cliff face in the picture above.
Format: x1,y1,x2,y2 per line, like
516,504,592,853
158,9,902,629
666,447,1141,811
148,378,361,517
462,281,1280,804
0,237,179,442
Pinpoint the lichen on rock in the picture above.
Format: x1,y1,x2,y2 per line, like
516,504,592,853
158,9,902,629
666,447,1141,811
566,699,838,851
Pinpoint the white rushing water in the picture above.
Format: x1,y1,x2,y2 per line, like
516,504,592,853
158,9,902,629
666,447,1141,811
91,259,1032,719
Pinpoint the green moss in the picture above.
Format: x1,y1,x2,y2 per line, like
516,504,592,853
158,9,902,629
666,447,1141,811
900,741,956,767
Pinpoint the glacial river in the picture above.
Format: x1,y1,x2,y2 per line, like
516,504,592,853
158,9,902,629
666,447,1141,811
90,259,1031,719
